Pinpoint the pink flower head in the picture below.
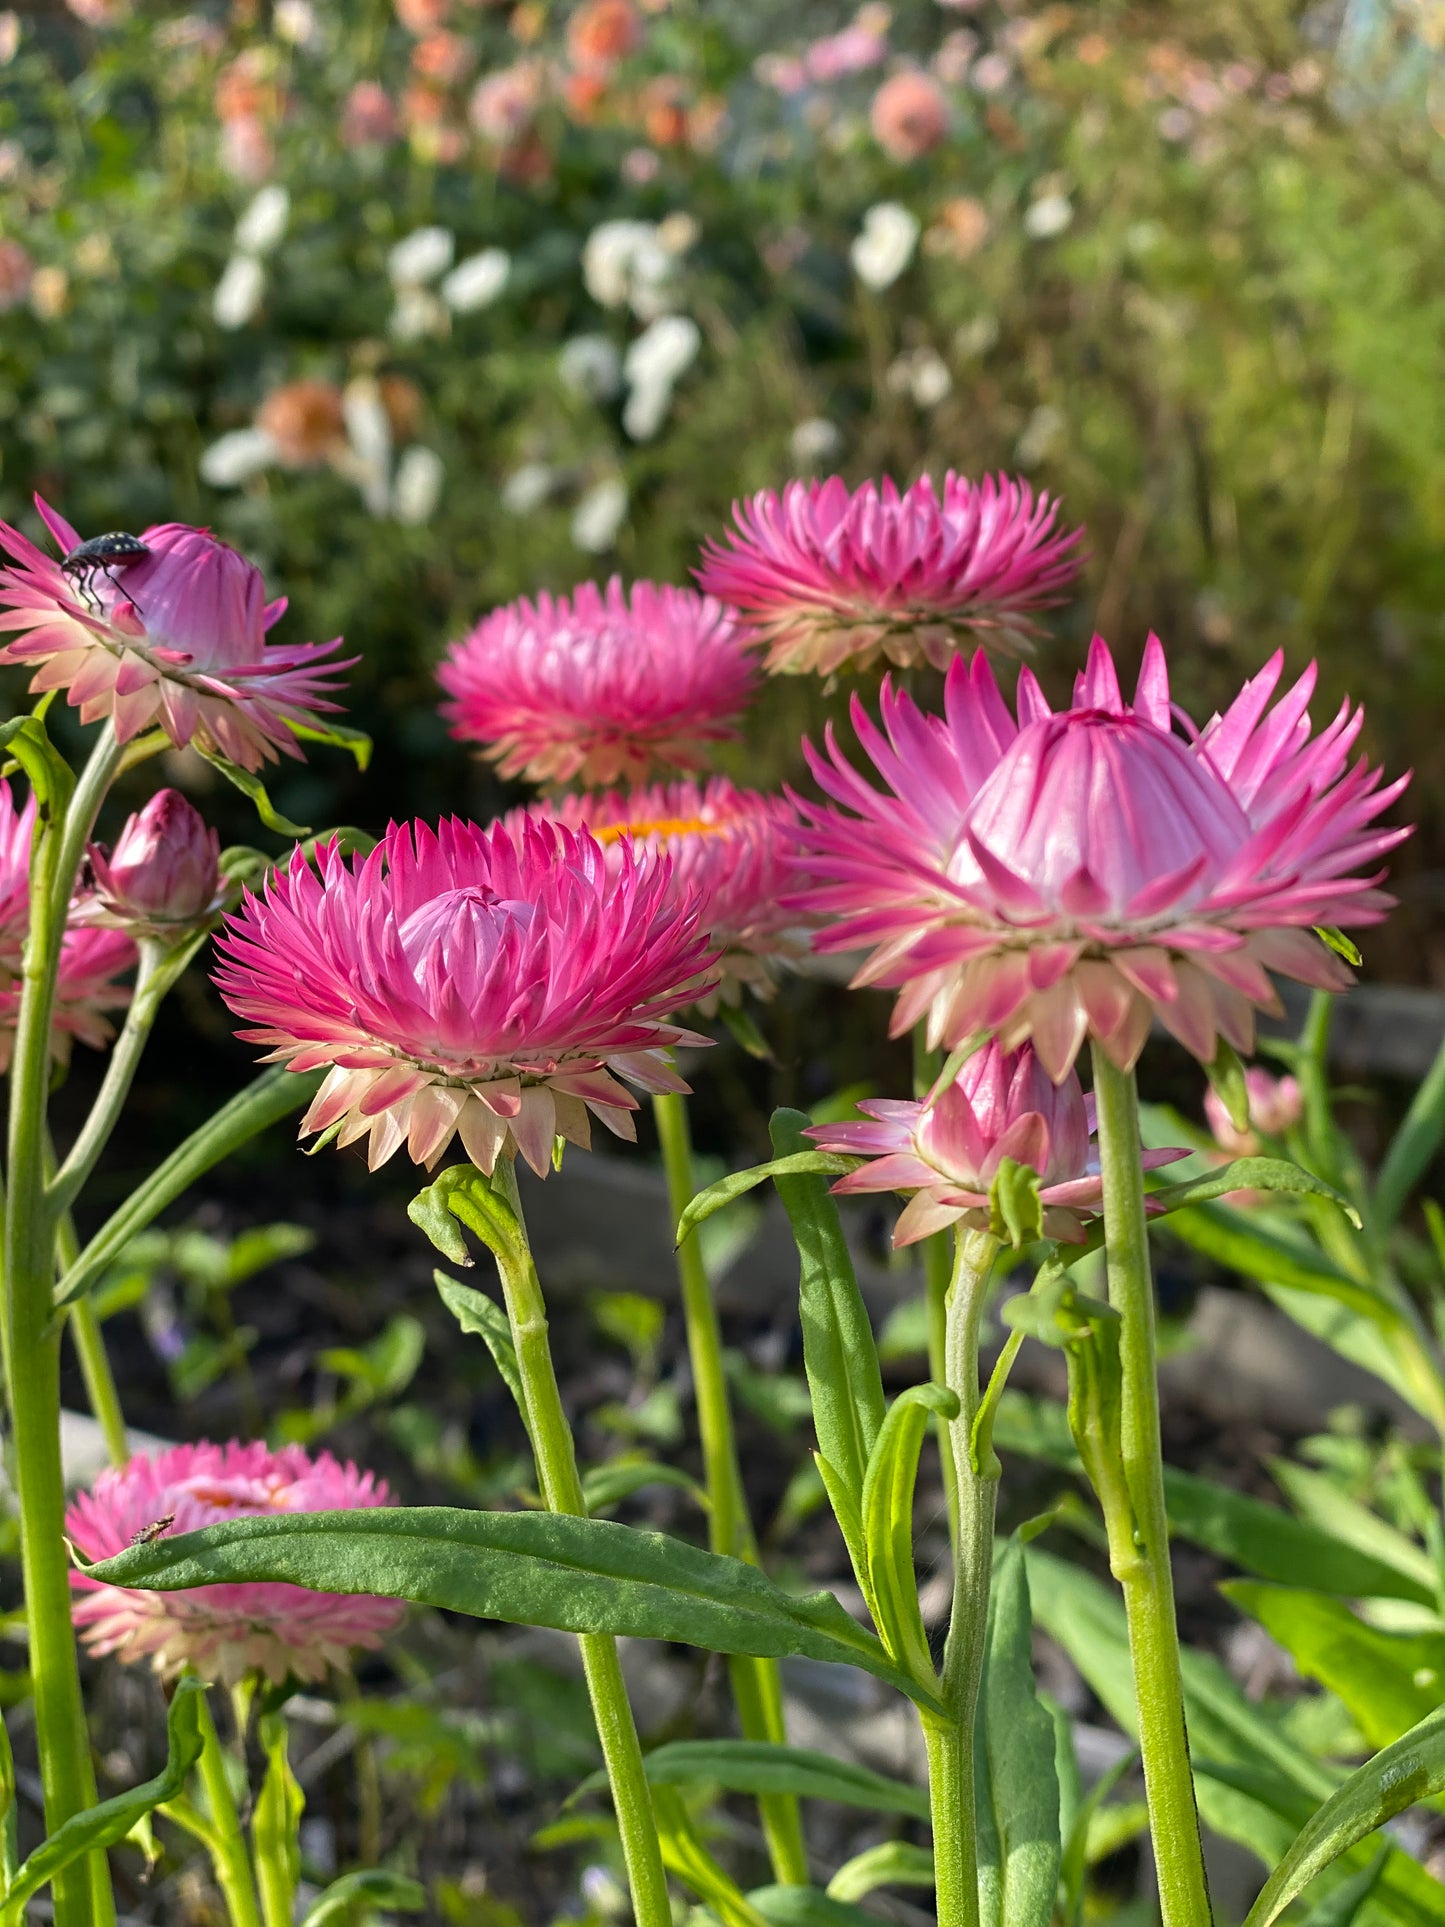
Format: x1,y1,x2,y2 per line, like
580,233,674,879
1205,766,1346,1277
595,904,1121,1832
341,81,400,148
805,24,888,82
67,1440,404,1685
697,473,1084,676
439,578,758,787
78,789,223,939
791,637,1409,1078
513,777,809,1006
213,816,721,1174
0,499,355,771
807,1041,1184,1244
1204,1065,1303,1158
870,70,950,162
0,778,135,1068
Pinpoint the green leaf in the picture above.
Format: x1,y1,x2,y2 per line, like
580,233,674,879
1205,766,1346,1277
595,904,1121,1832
287,718,373,771
580,1458,707,1515
652,1786,770,1927
616,1739,928,1821
54,1068,321,1310
716,1000,775,1061
1306,1849,1389,1927
300,1869,427,1927
434,1273,531,1446
253,1713,303,1927
1058,1742,1140,1927
860,1383,956,1681
1223,1583,1445,1750
1269,1460,1439,1596
0,1676,206,1927
826,1842,935,1904
768,1109,887,1522
676,1150,853,1241
1157,1204,1387,1324
1206,1039,1252,1133
1375,1030,1445,1233
0,712,74,822
1242,1709,1445,1927
975,1537,1060,1927
1314,926,1363,969
988,1158,1044,1248
196,747,311,837
748,1886,882,1927
1148,1158,1362,1226
84,1508,942,1712
0,1714,17,1890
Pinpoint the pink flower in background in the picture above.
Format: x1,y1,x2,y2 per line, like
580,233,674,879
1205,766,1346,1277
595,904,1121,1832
0,239,33,312
77,790,223,938
791,636,1408,1078
341,82,400,148
0,778,135,1067
807,1042,1184,1243
805,23,888,82
220,116,275,185
440,578,757,786
469,61,545,143
871,70,950,161
567,0,642,71
697,473,1084,675
68,1441,404,1685
515,777,808,1005
1204,1066,1303,1158
213,817,720,1173
0,499,354,770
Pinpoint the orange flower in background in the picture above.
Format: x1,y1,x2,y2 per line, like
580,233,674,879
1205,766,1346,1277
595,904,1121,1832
925,195,990,260
567,0,642,73
412,29,474,85
871,69,950,161
403,80,450,127
639,75,688,147
215,50,286,125
379,375,425,443
563,69,608,122
395,0,450,30
256,379,347,469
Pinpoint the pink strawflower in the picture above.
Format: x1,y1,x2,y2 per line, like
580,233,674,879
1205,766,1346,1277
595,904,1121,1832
439,578,758,787
697,473,1084,675
870,70,950,162
77,789,223,939
67,1441,405,1685
0,778,135,1068
791,636,1408,1078
341,81,400,148
213,816,720,1174
1204,1066,1303,1158
513,777,809,1006
807,1041,1184,1244
0,498,354,771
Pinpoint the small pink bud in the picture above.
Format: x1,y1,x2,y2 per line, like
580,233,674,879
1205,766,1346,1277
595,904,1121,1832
85,790,221,934
1204,1067,1303,1158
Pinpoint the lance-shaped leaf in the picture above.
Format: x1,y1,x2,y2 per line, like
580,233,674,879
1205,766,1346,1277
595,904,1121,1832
253,1713,303,1927
1375,1029,1445,1233
1306,1851,1388,1927
434,1272,532,1449
826,1842,935,1905
860,1384,957,1682
1242,1710,1445,1927
0,1676,205,1926
582,1740,928,1821
83,1508,941,1711
975,1537,1060,1927
1147,1160,1360,1226
197,746,311,837
676,1152,853,1242
287,718,373,771
300,1870,426,1927
749,1886,885,1927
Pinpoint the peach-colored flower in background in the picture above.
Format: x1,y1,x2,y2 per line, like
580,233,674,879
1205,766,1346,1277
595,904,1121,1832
395,0,450,31
215,51,286,125
412,28,474,86
639,75,689,147
256,378,347,469
220,118,275,185
871,69,950,161
341,81,400,147
926,195,990,260
469,60,545,142
0,239,33,312
567,0,642,73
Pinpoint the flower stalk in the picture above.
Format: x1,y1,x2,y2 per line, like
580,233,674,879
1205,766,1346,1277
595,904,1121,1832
1089,1046,1213,1927
194,1689,265,1927
654,1089,808,1887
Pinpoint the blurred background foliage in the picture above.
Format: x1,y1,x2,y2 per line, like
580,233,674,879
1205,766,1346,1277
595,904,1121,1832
0,0,1442,981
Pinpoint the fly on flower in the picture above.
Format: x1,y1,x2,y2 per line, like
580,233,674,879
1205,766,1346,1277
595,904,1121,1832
59,532,151,615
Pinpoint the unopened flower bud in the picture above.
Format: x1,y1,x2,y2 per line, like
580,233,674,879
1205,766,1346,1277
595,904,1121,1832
82,790,222,936
1204,1067,1303,1158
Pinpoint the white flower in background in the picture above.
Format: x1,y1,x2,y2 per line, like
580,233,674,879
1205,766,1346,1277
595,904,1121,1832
954,312,1000,358
789,418,842,467
558,333,623,402
341,376,392,516
582,219,686,320
199,426,278,487
390,286,448,342
1023,194,1073,240
388,226,455,287
850,203,919,290
442,248,510,313
213,254,266,329
234,185,290,255
886,346,952,409
622,314,700,441
571,476,628,553
392,446,445,526
1015,403,1065,467
273,0,320,47
501,463,555,514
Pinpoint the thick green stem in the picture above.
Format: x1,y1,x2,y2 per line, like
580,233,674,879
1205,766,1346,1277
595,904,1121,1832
4,725,120,1927
1090,1047,1213,1927
923,1228,998,1927
491,1157,673,1927
913,1027,960,1551
194,1691,264,1927
654,1090,809,1888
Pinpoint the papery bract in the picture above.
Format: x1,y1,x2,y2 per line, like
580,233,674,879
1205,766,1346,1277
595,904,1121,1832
439,578,757,786
806,1041,1184,1244
67,1441,404,1685
78,789,223,938
791,636,1408,1077
213,816,721,1173
697,472,1083,675
0,498,354,771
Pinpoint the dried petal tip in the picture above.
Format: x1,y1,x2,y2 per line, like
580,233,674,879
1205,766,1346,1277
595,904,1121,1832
438,577,757,787
67,1440,405,1685
697,471,1084,676
78,789,223,939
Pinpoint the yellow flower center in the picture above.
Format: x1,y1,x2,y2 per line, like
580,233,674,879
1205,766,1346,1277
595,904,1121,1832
594,815,725,843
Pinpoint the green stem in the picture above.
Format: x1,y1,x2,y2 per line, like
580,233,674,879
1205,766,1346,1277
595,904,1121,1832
3,724,120,1927
654,1090,809,1888
194,1690,264,1927
53,1190,129,1470
923,1227,999,1927
491,1157,673,1927
913,1026,961,1552
1090,1047,1213,1927
48,941,167,1216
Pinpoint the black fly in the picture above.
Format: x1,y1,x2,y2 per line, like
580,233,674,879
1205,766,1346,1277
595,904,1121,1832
60,532,150,616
